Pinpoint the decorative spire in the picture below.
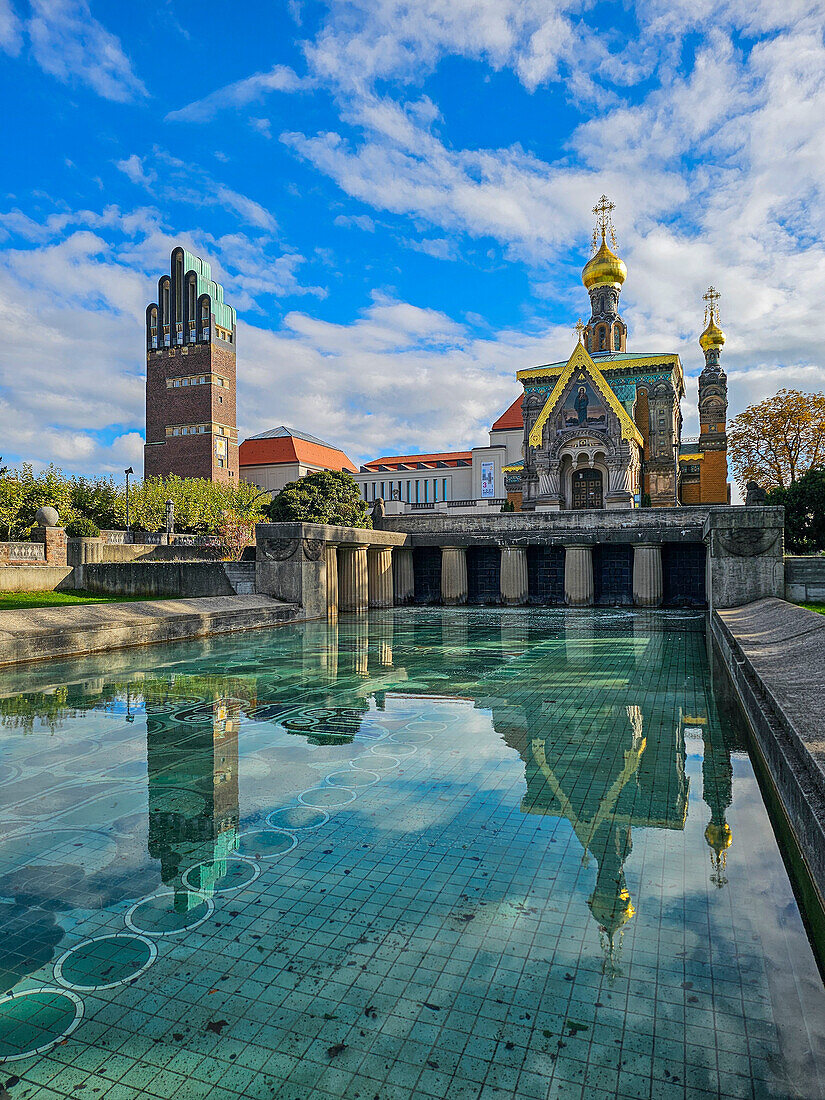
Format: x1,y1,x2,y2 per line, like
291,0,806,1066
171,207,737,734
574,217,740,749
591,194,618,252
699,285,726,362
574,319,585,344
582,196,628,353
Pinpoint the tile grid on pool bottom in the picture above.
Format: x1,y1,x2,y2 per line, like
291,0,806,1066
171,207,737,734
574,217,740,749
0,611,814,1099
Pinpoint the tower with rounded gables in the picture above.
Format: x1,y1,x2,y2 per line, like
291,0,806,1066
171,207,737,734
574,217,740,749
144,247,238,483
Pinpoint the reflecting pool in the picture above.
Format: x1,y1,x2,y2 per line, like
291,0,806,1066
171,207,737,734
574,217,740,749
1,609,824,1100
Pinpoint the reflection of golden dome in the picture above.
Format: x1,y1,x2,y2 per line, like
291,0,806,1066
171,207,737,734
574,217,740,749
582,234,627,290
700,315,726,351
705,821,732,855
589,885,635,937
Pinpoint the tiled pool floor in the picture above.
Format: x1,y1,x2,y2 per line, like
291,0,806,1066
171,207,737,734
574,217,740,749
1,609,824,1099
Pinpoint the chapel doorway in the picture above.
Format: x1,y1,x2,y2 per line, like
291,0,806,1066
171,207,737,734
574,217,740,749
571,468,603,509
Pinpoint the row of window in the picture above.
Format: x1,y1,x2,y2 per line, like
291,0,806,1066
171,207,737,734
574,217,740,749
165,374,230,389
165,423,237,438
363,478,451,503
587,326,622,352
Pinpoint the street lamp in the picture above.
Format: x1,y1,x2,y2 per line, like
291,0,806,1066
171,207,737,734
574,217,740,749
124,467,133,543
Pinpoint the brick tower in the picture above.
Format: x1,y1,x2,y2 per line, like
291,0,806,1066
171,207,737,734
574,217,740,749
144,247,238,483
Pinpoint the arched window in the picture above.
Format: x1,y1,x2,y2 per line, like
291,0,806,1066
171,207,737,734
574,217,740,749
160,279,171,346
147,305,158,349
187,275,197,342
598,326,606,350
614,325,621,351
199,295,210,342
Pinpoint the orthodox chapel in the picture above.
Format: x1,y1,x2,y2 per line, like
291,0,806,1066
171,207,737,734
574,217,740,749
513,196,729,510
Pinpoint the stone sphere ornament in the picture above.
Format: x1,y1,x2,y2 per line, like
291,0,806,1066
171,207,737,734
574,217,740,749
35,506,60,528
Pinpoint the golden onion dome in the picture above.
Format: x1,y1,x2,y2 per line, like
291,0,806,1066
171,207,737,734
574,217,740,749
699,314,726,351
582,233,627,290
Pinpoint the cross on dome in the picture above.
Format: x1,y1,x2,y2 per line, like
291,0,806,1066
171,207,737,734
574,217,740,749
702,285,721,324
574,319,585,343
592,195,618,252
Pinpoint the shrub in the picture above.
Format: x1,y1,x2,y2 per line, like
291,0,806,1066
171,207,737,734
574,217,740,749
267,470,371,529
65,517,101,538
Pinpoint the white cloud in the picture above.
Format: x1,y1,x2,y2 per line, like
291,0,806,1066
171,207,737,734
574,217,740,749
116,154,157,188
0,0,22,55
27,0,147,102
333,213,375,232
166,64,306,123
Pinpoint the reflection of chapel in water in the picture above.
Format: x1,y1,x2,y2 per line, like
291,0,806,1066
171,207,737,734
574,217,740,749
146,689,240,909
483,616,735,970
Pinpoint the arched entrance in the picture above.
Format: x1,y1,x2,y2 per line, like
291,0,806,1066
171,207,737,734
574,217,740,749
571,467,603,509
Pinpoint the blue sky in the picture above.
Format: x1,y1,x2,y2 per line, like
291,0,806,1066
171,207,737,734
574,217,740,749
1,0,824,477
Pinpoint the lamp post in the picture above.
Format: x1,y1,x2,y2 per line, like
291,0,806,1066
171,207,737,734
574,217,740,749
124,467,133,543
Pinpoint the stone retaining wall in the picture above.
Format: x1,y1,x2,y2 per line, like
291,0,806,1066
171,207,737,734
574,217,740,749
711,600,825,904
785,556,825,604
78,561,236,598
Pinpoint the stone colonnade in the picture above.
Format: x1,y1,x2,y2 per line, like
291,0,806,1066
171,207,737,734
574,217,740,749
437,542,667,608
327,541,667,613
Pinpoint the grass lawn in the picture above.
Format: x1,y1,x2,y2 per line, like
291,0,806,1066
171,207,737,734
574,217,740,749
801,603,825,616
0,590,171,612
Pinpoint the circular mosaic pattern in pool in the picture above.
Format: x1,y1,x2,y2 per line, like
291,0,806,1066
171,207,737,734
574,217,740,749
0,987,84,1062
54,934,157,991
405,720,446,733
298,786,357,808
182,856,260,894
326,769,379,788
267,806,329,831
125,891,213,936
390,730,433,745
235,830,297,860
0,764,21,787
356,753,400,772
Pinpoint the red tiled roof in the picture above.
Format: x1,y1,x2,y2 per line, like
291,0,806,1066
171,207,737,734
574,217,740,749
239,435,357,473
362,451,472,471
491,394,524,431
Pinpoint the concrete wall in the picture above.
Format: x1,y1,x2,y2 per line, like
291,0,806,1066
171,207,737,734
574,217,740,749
80,562,235,598
0,565,74,592
785,556,825,604
67,538,221,567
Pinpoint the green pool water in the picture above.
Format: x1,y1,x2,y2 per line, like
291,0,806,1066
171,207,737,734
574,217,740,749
0,609,824,1099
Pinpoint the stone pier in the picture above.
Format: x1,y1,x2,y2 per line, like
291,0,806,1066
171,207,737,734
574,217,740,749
633,543,663,607
338,545,369,613
325,544,338,617
441,547,468,605
393,549,414,605
564,545,594,607
368,547,394,609
500,546,528,606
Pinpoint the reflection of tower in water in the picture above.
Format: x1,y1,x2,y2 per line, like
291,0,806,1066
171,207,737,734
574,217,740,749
146,691,240,910
688,710,733,887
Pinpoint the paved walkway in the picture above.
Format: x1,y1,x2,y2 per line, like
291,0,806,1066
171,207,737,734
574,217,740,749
0,594,300,667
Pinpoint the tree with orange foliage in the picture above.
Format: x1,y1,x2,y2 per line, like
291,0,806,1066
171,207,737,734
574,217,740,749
728,388,825,492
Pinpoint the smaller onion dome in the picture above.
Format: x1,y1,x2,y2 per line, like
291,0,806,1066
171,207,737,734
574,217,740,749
699,315,726,352
582,234,627,290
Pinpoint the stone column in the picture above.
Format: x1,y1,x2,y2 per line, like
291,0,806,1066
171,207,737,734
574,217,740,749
338,544,368,612
441,546,468,605
393,548,414,605
368,547,394,608
500,545,528,605
325,543,339,618
633,543,663,607
564,545,594,607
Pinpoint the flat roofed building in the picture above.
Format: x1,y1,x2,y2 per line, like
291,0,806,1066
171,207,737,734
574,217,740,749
239,426,357,496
